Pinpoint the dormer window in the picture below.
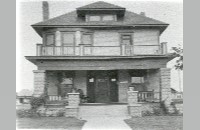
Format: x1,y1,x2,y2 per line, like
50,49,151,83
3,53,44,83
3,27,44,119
89,16,101,21
102,15,115,21
87,15,116,22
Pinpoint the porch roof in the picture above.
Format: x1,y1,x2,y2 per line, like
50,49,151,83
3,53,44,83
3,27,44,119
25,55,175,70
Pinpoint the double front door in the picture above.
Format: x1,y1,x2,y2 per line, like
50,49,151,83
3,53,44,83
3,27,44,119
87,71,118,103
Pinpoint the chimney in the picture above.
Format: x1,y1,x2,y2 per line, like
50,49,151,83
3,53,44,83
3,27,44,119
140,12,145,16
42,1,49,21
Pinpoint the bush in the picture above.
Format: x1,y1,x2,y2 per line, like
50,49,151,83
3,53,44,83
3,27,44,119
30,95,47,109
16,109,39,118
160,101,169,115
142,110,153,116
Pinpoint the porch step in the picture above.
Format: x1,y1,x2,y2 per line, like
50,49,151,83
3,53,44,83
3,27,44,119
79,104,130,118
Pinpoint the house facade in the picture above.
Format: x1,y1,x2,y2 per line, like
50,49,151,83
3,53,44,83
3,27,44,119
26,1,175,117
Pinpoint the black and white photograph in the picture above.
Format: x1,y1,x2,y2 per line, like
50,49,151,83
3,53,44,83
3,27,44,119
16,0,183,129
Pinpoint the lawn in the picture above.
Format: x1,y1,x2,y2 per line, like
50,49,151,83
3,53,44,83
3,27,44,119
16,117,86,130
124,116,183,130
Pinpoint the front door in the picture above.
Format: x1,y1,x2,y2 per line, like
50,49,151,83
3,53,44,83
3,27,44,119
95,72,110,103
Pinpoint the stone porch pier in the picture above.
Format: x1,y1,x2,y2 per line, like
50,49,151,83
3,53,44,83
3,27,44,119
33,70,47,97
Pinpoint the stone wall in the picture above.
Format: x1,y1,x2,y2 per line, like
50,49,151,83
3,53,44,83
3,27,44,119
33,70,47,97
118,70,131,103
127,90,142,117
65,93,80,118
160,68,172,110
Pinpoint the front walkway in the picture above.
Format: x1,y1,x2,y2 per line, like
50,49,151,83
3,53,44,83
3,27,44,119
82,116,132,130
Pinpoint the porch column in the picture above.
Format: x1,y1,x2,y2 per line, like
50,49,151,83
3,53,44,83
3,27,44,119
76,31,81,45
160,68,172,111
55,31,61,46
33,70,47,97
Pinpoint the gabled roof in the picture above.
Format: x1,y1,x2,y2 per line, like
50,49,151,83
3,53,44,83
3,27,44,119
77,1,125,9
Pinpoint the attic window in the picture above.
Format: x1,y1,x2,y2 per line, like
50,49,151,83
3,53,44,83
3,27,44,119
87,15,116,22
102,15,115,21
89,16,101,21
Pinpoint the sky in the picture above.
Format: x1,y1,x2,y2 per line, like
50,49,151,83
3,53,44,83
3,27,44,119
16,0,183,92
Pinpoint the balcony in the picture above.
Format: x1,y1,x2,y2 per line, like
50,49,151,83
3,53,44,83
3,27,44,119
36,42,168,56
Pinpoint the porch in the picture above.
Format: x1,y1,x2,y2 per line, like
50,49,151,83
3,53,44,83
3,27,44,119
34,69,162,104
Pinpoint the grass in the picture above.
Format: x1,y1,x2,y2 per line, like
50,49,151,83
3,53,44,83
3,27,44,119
16,117,86,130
124,116,183,130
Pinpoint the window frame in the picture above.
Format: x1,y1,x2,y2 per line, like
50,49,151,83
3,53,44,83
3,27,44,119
87,14,117,22
120,33,133,45
131,77,144,84
61,32,75,46
81,32,93,45
45,33,55,46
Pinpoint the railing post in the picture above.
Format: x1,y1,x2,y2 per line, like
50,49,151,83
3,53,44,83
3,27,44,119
79,44,84,56
161,42,168,54
127,89,142,117
36,44,42,56
121,44,126,56
65,93,80,118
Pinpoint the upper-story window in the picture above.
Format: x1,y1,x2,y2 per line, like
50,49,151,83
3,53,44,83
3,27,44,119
121,34,133,45
62,33,75,46
87,15,116,22
82,33,93,45
46,34,55,46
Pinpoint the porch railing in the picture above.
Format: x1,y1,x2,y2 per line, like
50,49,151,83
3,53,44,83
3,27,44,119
48,95,62,101
138,91,160,102
36,42,168,56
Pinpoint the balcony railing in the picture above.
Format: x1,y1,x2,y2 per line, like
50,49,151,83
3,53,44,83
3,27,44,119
36,42,168,56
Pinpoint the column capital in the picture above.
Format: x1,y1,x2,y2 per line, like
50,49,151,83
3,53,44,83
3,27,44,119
33,70,46,73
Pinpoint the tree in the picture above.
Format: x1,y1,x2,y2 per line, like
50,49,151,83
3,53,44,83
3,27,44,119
171,46,183,92
171,46,183,70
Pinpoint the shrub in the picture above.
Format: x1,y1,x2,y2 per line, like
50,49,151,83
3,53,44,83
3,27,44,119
153,108,163,116
30,95,47,109
160,101,169,115
16,109,39,118
142,110,153,116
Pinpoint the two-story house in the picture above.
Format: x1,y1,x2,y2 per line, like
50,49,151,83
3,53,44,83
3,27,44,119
26,1,174,116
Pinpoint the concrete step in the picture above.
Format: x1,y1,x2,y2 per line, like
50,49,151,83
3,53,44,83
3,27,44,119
79,104,129,118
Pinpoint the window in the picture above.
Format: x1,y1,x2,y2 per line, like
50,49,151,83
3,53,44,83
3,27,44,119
121,34,132,45
46,34,54,46
89,16,101,21
88,15,116,22
131,77,144,83
82,34,92,45
62,33,74,46
102,15,114,21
